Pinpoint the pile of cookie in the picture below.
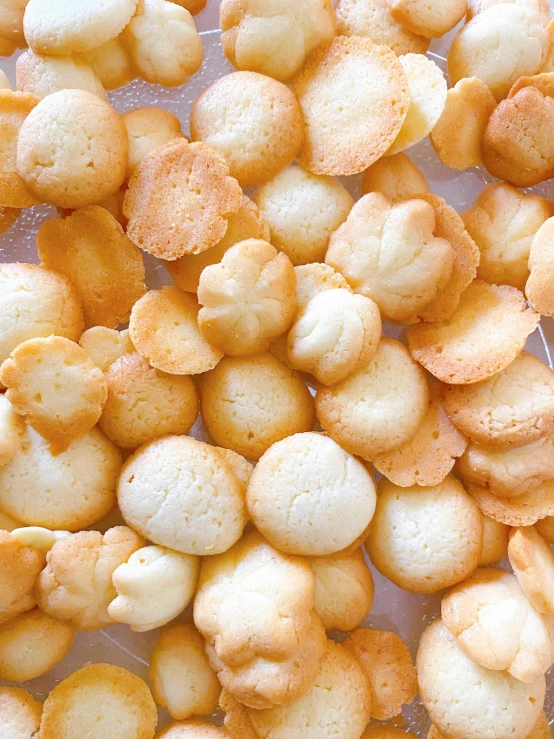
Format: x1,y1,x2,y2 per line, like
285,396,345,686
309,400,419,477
0,0,554,738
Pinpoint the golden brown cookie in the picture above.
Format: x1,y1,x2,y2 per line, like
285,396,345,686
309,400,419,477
16,50,106,99
0,529,42,623
123,106,185,180
294,36,410,176
363,728,417,739
344,628,417,721
508,526,554,615
527,216,554,317
0,687,43,739
468,480,554,526
361,152,429,202
536,516,554,543
0,89,40,208
0,205,19,234
480,514,509,565
124,139,242,260
407,281,539,384
172,0,206,14
79,327,135,373
387,0,467,37
129,286,223,375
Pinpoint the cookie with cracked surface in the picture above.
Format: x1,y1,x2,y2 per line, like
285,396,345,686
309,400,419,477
361,152,429,202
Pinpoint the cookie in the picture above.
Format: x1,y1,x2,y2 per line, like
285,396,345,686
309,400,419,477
252,165,354,265
220,0,335,82
363,728,417,739
245,640,372,739
0,608,74,681
123,0,203,87
220,689,259,739
118,435,246,555
448,5,548,101
197,239,297,356
214,448,253,491
0,90,40,207
79,35,136,90
109,545,199,631
24,0,139,54
171,0,206,14
480,515,509,565
150,623,220,720
124,139,242,260
442,567,553,682
156,721,227,739
0,205,19,234
387,0,467,37
287,288,382,385
123,106,185,180
99,353,198,449
40,663,158,739
467,0,550,22
0,529,42,623
366,476,483,594
508,526,554,615
17,89,127,209
79,326,135,372
191,71,304,188
344,628,417,721
326,194,453,323
199,353,315,462
540,17,554,72
407,281,539,384
16,50,106,99
0,0,27,49
315,338,429,460
418,619,545,739
248,432,377,555
387,53,447,155
335,0,429,55
129,287,223,375
468,480,554,526
0,393,23,467
0,37,16,56
294,263,352,309
0,510,20,532
294,36,410,176
361,152,429,202
167,194,269,293
536,516,554,543
0,425,121,530
0,687,42,739
527,215,554,317
430,77,497,170
373,384,467,487
36,526,144,630
309,548,374,632
10,526,69,554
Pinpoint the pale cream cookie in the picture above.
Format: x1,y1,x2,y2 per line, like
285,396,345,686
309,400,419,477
79,327,135,373
16,50,106,99
17,89,127,209
79,35,136,90
0,687,42,739
294,36,410,176
430,77,497,170
344,628,417,721
156,721,227,739
315,338,429,460
468,479,554,526
508,526,554,615
197,239,297,357
118,435,246,555
109,545,200,631
40,663,158,739
124,139,242,260
0,393,23,467
480,515,509,564
293,263,352,310
0,529,42,623
129,287,223,375
0,425,121,530
387,0,467,37
407,281,539,385
326,193,454,323
366,476,483,594
252,165,354,265
123,106,185,180
214,448,253,492
150,623,220,720
527,215,554,318
309,548,374,632
191,71,304,188
220,0,335,83
361,152,429,202
198,353,315,462
0,89,40,208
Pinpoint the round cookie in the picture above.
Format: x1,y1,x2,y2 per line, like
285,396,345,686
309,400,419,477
166,194,269,294
0,687,42,739
129,287,223,375
480,515,509,565
220,0,335,83
0,393,23,467
245,640,372,739
417,619,545,739
536,516,554,543
344,628,417,721
150,623,220,720
40,662,157,739
387,0,466,37
191,71,303,188
335,0,429,56
118,435,246,555
0,425,121,531
0,89,40,208
99,353,198,449
361,152,429,202
467,480,554,527
246,432,377,556
23,0,138,54
407,281,539,385
508,526,554,615
326,193,454,323
315,338,429,460
123,106,185,180
79,326,135,372
156,721,227,739
16,50,106,99
527,215,554,317
252,165,353,265
0,608,74,681
0,529,42,623
17,89,127,209
109,545,200,631
197,239,297,357
79,36,136,90
199,353,315,462
124,139,242,260
366,476,483,594
294,35,410,176
309,548,374,632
